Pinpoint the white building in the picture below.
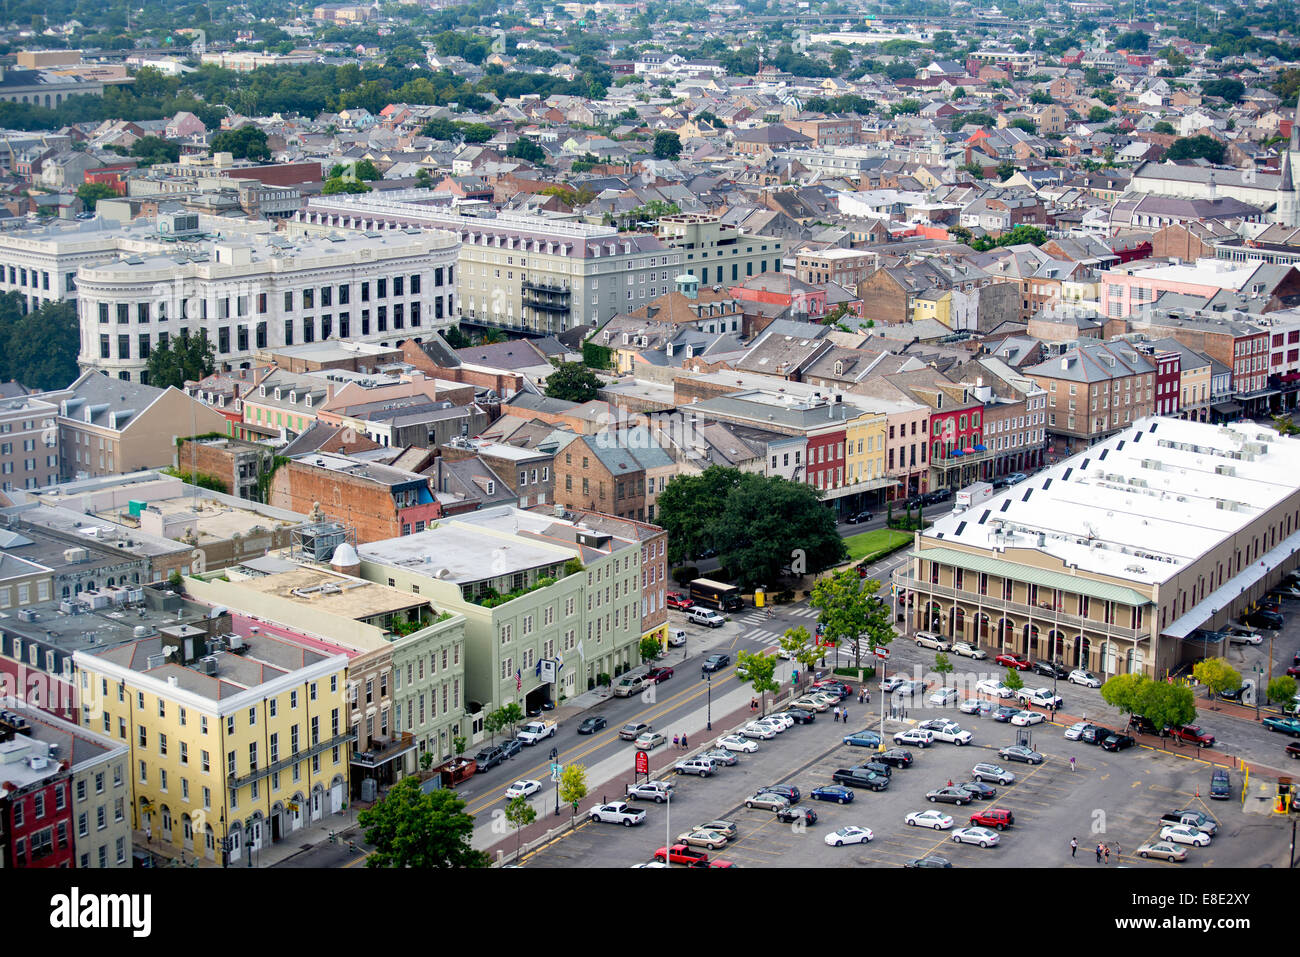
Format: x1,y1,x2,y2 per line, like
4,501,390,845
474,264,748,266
75,229,459,383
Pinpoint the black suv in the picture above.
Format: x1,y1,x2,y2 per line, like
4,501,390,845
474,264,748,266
1128,715,1162,737
1033,660,1070,679
1244,609,1284,630
701,653,731,674
872,748,914,769
1209,768,1231,800
759,784,801,803
851,761,892,778
1080,725,1114,745
473,745,507,771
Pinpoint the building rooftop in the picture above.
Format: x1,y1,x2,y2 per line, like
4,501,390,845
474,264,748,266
920,416,1300,587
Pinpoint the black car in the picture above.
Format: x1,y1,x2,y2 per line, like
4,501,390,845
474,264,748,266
1033,660,1070,679
474,745,507,771
498,738,523,759
1244,608,1284,630
577,716,607,735
815,682,852,700
1128,715,1162,737
759,784,801,803
1080,725,1114,745
1217,685,1247,702
702,653,731,674
872,748,914,769
846,510,873,524
958,780,998,800
775,805,818,825
904,856,952,868
850,761,892,779
781,708,817,725
1101,733,1136,752
1209,768,1231,800
929,488,953,503
993,706,1019,722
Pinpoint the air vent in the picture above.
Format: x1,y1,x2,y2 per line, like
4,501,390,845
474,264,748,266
1116,441,1125,451
1215,464,1236,477
1041,478,1052,490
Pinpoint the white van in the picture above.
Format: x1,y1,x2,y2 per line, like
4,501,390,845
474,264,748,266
667,628,687,647
914,631,949,651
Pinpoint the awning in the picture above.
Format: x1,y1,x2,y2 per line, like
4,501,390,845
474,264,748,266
973,444,987,451
950,449,964,456
909,547,1152,608
1211,401,1242,416
1162,525,1300,639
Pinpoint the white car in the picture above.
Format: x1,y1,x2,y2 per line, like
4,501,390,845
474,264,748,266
1063,722,1089,740
928,688,959,706
893,728,935,747
894,680,925,698
751,718,787,735
824,825,874,847
741,722,777,740
504,779,542,800
1160,824,1211,847
761,713,795,730
1068,669,1101,688
1010,710,1044,726
920,720,973,745
905,810,954,830
951,826,1001,848
977,678,1015,699
880,676,906,692
716,734,759,753
951,642,987,660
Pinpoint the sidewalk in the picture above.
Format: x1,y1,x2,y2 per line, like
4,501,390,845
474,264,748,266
133,811,367,870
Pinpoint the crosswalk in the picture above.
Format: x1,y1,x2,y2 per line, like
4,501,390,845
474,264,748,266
737,606,820,649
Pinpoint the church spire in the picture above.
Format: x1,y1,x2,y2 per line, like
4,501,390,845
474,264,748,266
1292,93,1300,152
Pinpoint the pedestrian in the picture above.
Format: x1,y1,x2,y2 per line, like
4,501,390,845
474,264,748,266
1070,837,1078,858
681,733,688,750
1070,755,1076,772
843,707,849,724
946,778,954,788
1095,843,1102,863
832,707,839,723
1103,844,1110,864
672,734,679,749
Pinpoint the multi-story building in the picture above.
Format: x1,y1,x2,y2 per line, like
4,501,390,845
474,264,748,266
75,230,458,383
1024,340,1156,454
1125,311,1271,409
74,604,353,865
895,416,1300,680
0,395,59,492
795,249,878,291
357,506,645,711
294,193,680,334
0,703,130,868
656,213,784,289
551,428,673,522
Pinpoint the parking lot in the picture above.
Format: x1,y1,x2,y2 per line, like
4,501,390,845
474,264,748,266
520,689,1292,869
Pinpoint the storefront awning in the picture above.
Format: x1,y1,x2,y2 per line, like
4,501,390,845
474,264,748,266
1211,401,1242,416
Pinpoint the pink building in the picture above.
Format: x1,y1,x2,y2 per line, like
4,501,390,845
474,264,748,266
1100,259,1267,320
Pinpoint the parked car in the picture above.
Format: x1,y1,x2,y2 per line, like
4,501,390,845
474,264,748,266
998,745,1044,765
969,808,1014,830
626,781,674,803
1128,714,1162,737
872,748,915,768
1209,768,1231,800
995,653,1032,670
635,731,667,751
960,698,993,716
619,721,651,741
810,785,855,805
645,666,675,684
676,828,728,850
698,820,738,839
929,688,960,707
957,780,998,800
667,628,687,648
498,738,523,759
992,706,1019,723
925,786,973,805
1168,724,1215,747
578,716,608,735
880,675,906,693
1032,660,1070,679
780,708,817,725
1010,710,1044,727
1017,688,1063,709
1263,716,1300,736
951,642,987,659
740,722,776,740
612,674,646,698
976,679,1015,699
903,855,952,867
1159,824,1211,847
893,728,935,748
653,844,709,866
825,825,873,846
1136,841,1188,862
589,802,647,826
1005,472,1028,485
1101,734,1136,752
792,695,832,713
716,734,759,752
914,631,949,651
1063,722,1090,741
1080,725,1115,745
1243,608,1284,630
675,757,716,777
950,826,1001,848
701,653,730,673
474,745,507,771
775,805,818,825
665,592,694,610
1068,669,1101,688
919,720,972,745
743,791,792,811
843,729,883,748
971,763,1016,785
690,608,727,628
905,810,954,830
758,785,802,803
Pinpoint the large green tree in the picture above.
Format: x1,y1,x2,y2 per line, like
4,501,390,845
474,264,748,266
543,362,602,402
810,570,893,670
1165,135,1227,165
210,124,270,161
652,130,681,160
129,135,180,167
1192,657,1242,701
0,297,80,391
506,137,546,164
358,776,490,868
76,182,118,211
735,649,779,715
145,330,216,390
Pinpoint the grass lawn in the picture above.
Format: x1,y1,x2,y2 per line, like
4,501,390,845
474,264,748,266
844,528,913,564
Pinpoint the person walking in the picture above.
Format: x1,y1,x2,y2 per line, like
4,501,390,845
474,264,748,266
842,707,849,724
681,733,688,750
1070,755,1076,772
1070,837,1078,858
858,690,864,705
1103,844,1110,865
672,734,679,749
1095,843,1103,863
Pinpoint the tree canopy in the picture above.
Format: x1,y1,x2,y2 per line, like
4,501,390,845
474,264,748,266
652,130,681,160
210,124,270,161
1165,135,1227,165
0,296,80,392
357,776,490,868
145,330,216,390
544,362,602,402
810,571,893,670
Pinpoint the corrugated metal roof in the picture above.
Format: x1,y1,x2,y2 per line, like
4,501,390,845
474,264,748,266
910,547,1152,607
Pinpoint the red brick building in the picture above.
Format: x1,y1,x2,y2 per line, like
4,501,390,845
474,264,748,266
269,454,442,542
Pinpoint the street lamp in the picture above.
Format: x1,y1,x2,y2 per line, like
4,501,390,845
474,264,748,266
551,746,560,817
1254,664,1264,721
706,672,712,731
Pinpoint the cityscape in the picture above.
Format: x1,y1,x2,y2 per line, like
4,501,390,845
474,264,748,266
0,0,1296,890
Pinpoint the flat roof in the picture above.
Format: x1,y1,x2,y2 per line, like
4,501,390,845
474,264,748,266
920,416,1300,587
228,566,426,621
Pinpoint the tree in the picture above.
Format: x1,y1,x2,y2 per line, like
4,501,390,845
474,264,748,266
357,777,490,868
1134,680,1196,732
210,125,270,161
1100,672,1146,715
129,135,180,167
736,650,779,715
779,625,821,690
933,652,955,688
810,570,892,670
652,130,681,160
76,182,118,212
1193,657,1242,703
558,763,588,827
1165,135,1227,165
1029,89,1052,105
1267,675,1298,707
1087,105,1111,123
145,330,215,390
1152,120,1175,135
499,702,524,737
1271,415,1300,436
830,46,852,74
639,635,663,663
544,362,602,402
322,177,372,194
0,298,80,392
504,795,537,860
996,161,1016,181
1114,30,1150,52
483,708,506,744
506,138,546,164
1199,78,1244,103
1003,668,1025,693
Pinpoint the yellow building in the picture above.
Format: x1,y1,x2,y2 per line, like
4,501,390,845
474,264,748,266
843,410,888,491
76,616,351,866
912,289,952,328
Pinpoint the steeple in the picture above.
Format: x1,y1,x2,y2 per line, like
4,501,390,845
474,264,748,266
1292,93,1300,153
1279,150,1299,228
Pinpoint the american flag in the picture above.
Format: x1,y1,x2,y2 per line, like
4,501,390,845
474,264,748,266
515,668,522,691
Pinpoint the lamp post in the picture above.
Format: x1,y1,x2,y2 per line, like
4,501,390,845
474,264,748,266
1254,664,1264,721
706,672,712,732
551,747,560,817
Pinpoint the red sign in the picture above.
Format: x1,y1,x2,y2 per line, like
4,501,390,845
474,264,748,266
635,751,649,775
875,646,891,660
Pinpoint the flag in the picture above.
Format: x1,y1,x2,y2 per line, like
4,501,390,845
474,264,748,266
515,669,522,691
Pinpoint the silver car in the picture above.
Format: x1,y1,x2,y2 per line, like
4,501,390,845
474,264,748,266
744,791,792,811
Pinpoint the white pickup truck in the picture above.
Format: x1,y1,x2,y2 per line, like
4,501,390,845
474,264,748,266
920,719,973,745
516,720,557,745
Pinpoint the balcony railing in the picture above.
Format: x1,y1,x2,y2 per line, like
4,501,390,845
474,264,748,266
892,567,1144,640
227,730,356,790
351,731,417,768
521,279,571,296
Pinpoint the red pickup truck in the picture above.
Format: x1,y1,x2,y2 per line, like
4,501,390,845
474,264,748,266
1168,725,1216,747
969,808,1015,830
654,844,709,866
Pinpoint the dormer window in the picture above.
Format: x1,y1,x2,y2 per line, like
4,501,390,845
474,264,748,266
305,394,313,408
259,385,267,397
274,388,281,400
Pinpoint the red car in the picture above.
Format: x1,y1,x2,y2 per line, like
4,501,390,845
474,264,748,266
1169,725,1216,747
645,666,674,684
654,844,708,866
969,808,1015,830
995,653,1032,670
666,593,694,610
1287,665,1300,677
